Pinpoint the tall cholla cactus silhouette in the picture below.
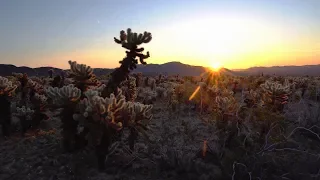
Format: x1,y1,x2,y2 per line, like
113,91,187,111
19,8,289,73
101,28,152,98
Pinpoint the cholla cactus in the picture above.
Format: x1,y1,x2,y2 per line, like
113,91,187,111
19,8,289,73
28,79,44,93
156,86,167,98
0,76,17,96
30,76,46,85
29,92,49,129
46,84,82,152
81,89,125,128
12,72,23,79
124,101,153,150
33,93,47,105
46,84,81,106
50,75,63,88
16,106,35,134
143,77,156,90
0,76,17,136
16,73,30,105
88,84,106,95
63,78,74,85
114,28,152,65
138,88,157,104
284,78,296,91
16,106,34,118
207,85,219,97
241,89,262,107
261,80,291,94
260,80,291,111
105,91,126,129
133,72,143,87
81,88,149,128
293,77,308,87
215,96,238,115
47,30,154,169
78,88,153,152
213,95,239,131
124,102,153,123
68,61,95,80
168,87,179,111
101,28,153,98
120,76,137,101
127,76,137,101
68,60,99,93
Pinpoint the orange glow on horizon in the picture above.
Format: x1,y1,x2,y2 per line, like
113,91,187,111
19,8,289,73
28,15,320,70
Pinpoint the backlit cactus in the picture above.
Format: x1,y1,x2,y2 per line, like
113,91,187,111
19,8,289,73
46,84,81,105
68,60,100,93
101,28,152,98
0,76,18,96
46,84,82,151
260,80,291,111
241,89,262,108
114,28,152,65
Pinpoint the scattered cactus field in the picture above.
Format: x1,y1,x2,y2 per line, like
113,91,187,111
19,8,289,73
1,29,320,180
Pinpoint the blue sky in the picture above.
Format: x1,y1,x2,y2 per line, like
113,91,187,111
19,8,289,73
0,0,319,69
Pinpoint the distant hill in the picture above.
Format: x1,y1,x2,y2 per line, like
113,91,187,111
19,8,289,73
133,62,206,76
0,64,114,77
0,62,319,77
0,62,209,77
237,65,320,76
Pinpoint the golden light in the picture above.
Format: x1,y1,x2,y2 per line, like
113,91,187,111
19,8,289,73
189,86,201,101
210,62,222,72
155,13,284,69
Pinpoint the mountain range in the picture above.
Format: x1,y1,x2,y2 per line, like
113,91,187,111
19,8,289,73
0,62,319,77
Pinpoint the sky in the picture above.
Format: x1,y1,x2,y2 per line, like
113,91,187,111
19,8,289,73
0,0,320,69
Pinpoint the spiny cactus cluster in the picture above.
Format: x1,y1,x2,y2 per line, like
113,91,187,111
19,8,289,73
46,84,81,105
68,60,99,93
45,62,154,168
260,80,290,111
0,76,17,96
0,74,50,136
120,76,137,102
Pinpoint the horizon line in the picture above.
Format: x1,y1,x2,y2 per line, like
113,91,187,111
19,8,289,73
0,61,319,71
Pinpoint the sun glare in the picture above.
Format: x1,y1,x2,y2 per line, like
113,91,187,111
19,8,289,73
158,14,283,69
210,62,222,72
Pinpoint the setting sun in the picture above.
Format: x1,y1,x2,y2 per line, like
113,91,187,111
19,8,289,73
152,12,297,69
210,62,222,71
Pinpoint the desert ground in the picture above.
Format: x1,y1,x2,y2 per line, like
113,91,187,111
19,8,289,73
1,60,320,180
